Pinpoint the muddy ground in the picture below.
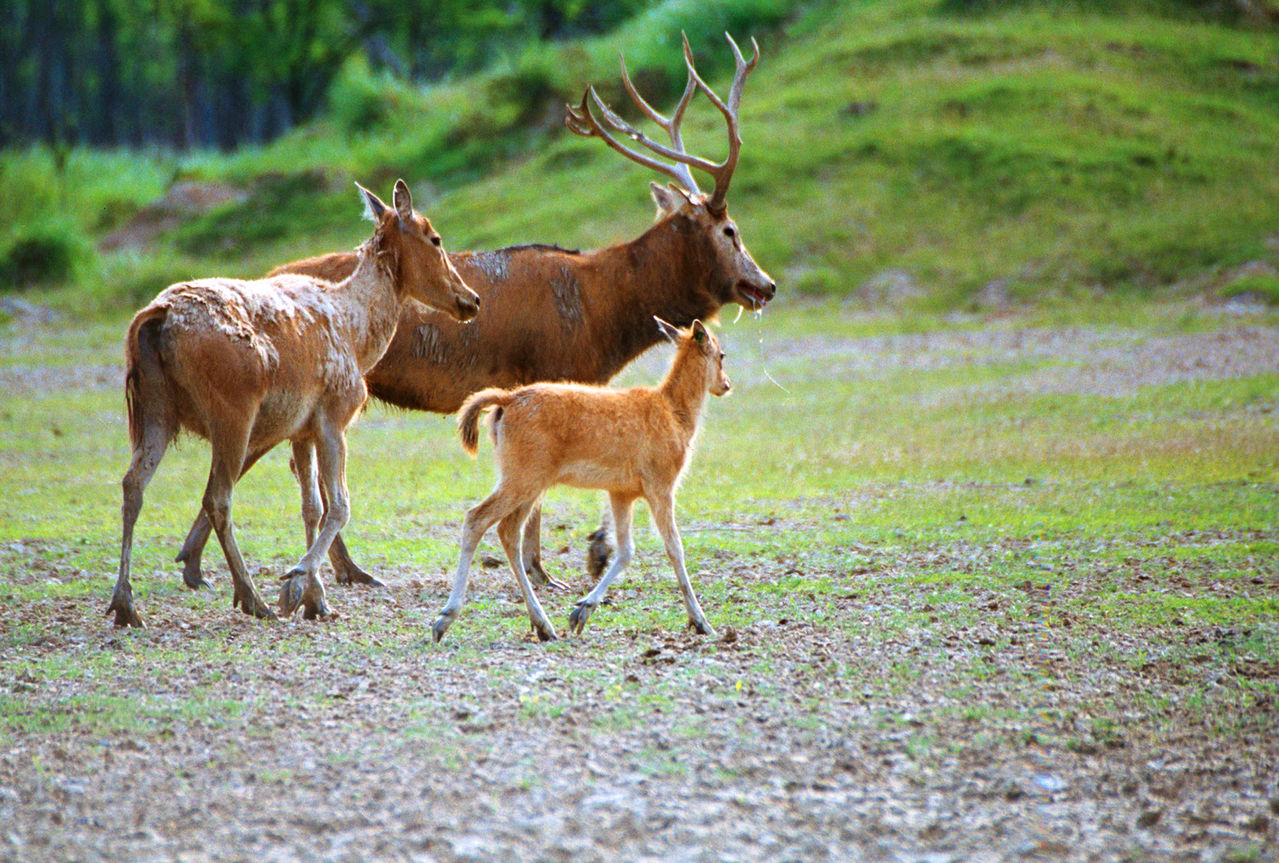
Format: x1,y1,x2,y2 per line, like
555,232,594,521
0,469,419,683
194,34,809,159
1,317,1276,862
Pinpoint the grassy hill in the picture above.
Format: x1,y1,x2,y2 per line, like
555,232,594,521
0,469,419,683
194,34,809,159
3,0,1278,315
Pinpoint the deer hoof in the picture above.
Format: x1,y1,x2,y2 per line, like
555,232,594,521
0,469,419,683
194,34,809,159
568,599,596,634
335,564,383,588
431,614,452,643
533,621,558,643
105,597,145,629
586,535,613,580
688,618,715,637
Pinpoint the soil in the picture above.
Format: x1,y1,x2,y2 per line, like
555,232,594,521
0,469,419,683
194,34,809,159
1,318,1276,862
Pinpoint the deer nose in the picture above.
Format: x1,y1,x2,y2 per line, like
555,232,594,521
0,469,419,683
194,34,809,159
762,280,776,300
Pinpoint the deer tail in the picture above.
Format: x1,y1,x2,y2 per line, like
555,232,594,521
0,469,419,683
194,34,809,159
123,305,174,450
457,388,513,456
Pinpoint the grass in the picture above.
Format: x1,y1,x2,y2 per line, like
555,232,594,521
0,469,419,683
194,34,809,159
0,302,1275,749
2,0,1277,314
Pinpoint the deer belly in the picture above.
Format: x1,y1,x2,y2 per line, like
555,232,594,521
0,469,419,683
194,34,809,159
555,460,638,493
250,392,315,444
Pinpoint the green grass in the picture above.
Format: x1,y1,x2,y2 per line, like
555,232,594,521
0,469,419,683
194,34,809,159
2,0,1277,313
1,302,1275,753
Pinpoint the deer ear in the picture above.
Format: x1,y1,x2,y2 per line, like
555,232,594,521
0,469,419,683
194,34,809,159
358,182,389,222
393,179,414,222
692,319,709,345
650,182,687,218
654,316,682,344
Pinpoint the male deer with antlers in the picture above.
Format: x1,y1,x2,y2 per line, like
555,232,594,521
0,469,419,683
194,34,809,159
107,181,479,628
170,33,774,597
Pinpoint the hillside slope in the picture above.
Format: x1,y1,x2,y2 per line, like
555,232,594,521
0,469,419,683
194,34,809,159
3,0,1278,312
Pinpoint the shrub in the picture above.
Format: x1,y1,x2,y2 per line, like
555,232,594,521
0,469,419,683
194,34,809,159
0,222,92,290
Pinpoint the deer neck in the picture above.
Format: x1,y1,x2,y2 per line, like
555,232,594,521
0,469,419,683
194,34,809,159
658,344,710,437
336,238,403,372
589,216,719,374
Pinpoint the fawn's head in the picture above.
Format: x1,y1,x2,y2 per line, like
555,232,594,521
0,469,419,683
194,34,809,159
359,180,480,322
657,317,731,397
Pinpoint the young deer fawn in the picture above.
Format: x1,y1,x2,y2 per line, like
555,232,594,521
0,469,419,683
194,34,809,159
433,318,730,642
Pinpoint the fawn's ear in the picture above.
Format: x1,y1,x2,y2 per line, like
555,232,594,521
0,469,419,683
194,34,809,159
358,182,389,222
691,319,709,345
393,179,414,223
654,316,682,344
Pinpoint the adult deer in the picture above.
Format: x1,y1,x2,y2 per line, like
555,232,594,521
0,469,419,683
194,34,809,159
107,181,479,627
172,33,775,592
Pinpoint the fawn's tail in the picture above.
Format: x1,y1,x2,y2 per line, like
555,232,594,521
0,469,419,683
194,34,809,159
457,387,514,455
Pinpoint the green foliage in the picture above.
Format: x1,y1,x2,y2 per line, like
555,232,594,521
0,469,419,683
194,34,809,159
1222,273,1279,305
0,221,90,289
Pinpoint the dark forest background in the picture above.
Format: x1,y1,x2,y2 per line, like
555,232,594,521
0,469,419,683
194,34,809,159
2,0,650,150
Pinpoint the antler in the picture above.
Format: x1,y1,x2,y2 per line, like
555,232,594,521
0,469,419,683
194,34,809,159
565,31,759,213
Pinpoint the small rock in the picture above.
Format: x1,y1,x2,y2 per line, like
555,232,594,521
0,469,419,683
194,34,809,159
1137,808,1162,828
480,555,502,569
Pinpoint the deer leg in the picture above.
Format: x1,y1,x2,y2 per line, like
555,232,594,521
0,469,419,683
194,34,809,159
295,439,379,587
586,503,616,580
433,490,514,642
521,505,568,591
312,461,381,587
647,491,714,636
176,446,270,591
569,493,635,635
202,426,276,622
289,441,321,551
279,426,349,620
498,502,557,643
106,418,173,628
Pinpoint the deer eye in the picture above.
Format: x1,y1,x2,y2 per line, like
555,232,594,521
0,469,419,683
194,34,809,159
723,226,736,239
430,235,442,247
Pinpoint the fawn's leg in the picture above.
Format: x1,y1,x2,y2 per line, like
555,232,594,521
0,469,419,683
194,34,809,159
520,504,567,591
647,490,714,636
498,502,557,642
107,417,173,628
569,493,635,635
433,490,512,642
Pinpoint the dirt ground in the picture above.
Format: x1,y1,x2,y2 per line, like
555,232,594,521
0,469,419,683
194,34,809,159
2,317,1277,862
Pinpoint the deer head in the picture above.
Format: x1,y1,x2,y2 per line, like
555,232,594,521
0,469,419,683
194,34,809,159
359,180,481,322
567,33,776,312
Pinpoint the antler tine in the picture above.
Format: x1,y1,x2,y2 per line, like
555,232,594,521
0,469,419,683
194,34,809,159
565,86,703,193
619,50,701,183
680,31,759,212
724,33,760,115
566,33,759,207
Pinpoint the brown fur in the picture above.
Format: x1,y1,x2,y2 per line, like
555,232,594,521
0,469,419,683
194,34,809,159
169,187,776,591
271,189,771,412
107,181,478,628
432,320,731,642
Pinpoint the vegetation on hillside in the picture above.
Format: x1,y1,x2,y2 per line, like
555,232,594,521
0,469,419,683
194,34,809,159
1,0,1277,313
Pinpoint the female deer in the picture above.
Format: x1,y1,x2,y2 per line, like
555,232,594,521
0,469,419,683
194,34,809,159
433,318,730,642
107,180,479,628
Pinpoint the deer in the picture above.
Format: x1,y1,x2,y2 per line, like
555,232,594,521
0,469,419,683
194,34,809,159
106,180,480,628
434,317,731,642
170,33,775,599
